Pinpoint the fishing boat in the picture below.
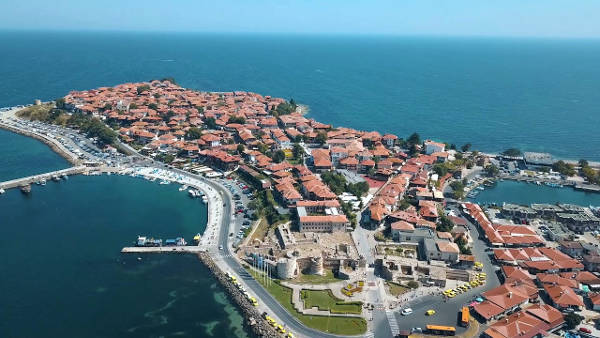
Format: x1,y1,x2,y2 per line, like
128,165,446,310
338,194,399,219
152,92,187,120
165,237,187,246
135,236,162,247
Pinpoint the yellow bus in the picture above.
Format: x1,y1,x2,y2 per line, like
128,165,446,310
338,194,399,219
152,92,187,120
460,307,470,327
426,325,456,336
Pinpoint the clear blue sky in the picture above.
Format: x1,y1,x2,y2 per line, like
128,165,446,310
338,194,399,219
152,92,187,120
2,0,600,38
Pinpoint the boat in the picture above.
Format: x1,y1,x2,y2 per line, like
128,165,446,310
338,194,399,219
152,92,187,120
52,175,60,182
20,184,31,194
62,174,68,180
193,233,201,243
188,189,198,198
135,236,162,247
165,237,187,246
202,195,208,203
40,179,46,186
159,180,170,185
0,188,5,194
179,185,188,192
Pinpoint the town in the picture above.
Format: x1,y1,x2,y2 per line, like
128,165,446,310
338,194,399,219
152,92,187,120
3,78,600,338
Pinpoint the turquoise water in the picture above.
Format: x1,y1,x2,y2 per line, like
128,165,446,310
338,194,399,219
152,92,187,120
469,180,600,206
0,173,248,338
0,128,69,181
0,32,599,160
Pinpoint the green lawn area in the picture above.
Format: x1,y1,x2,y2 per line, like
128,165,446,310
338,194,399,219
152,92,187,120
301,289,362,314
387,282,410,297
249,218,269,242
291,269,343,284
247,268,367,335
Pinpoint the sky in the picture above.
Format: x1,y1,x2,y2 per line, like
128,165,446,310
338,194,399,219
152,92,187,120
2,0,600,38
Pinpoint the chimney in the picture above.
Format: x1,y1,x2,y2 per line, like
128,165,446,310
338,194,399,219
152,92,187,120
509,291,513,298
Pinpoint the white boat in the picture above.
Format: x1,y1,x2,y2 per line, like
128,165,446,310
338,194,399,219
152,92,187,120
202,195,208,203
0,188,5,194
179,185,188,192
159,180,170,185
40,179,47,186
188,189,198,198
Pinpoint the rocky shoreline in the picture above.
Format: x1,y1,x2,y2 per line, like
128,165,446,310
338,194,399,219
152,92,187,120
197,252,282,338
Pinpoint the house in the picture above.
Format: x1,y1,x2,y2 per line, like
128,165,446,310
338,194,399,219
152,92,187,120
543,284,584,311
473,281,539,322
588,293,600,311
558,240,585,257
424,140,445,155
482,304,564,338
311,148,332,172
583,254,600,272
298,215,349,233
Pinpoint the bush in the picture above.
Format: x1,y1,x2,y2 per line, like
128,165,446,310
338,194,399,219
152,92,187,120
406,281,419,289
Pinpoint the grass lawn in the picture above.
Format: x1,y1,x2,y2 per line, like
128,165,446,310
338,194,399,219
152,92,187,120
291,269,342,284
249,218,269,242
301,289,362,314
247,268,367,335
387,282,410,296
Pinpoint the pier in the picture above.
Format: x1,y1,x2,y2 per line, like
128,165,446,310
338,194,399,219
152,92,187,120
0,166,88,190
120,245,207,253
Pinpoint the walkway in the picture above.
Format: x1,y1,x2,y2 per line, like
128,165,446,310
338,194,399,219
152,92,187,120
281,281,363,318
0,166,88,190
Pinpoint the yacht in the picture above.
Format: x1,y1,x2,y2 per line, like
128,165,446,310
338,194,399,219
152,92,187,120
40,179,46,186
0,188,5,194
202,195,208,203
179,185,188,192
159,180,170,185
188,189,198,198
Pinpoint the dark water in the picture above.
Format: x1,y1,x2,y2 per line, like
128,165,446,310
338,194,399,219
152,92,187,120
469,180,600,206
0,174,247,338
1,31,599,160
0,128,70,181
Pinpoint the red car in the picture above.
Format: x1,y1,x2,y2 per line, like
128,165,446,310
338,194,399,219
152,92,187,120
579,327,592,334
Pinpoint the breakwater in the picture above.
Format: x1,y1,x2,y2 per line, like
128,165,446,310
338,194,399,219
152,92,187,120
197,252,281,338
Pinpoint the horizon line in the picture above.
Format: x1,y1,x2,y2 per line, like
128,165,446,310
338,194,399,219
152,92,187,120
1,28,600,41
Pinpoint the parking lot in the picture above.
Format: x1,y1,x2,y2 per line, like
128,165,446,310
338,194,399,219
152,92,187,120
218,176,255,245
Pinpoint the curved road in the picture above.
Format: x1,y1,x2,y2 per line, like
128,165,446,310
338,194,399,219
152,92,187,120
165,166,354,338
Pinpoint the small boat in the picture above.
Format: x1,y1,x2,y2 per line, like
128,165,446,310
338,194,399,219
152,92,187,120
179,185,188,192
20,184,31,194
35,181,41,185
40,179,46,186
62,174,68,180
52,175,60,182
202,195,208,203
159,180,170,185
188,189,198,198
193,233,201,243
0,188,5,194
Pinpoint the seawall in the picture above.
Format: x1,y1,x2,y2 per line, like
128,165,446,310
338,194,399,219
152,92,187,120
196,252,281,338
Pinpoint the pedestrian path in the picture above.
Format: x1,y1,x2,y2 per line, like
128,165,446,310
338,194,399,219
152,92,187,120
386,310,400,336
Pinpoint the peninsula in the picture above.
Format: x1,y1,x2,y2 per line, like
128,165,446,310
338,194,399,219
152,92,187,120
2,79,600,338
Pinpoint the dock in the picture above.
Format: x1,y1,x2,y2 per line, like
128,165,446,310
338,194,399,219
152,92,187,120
121,245,207,253
0,166,88,190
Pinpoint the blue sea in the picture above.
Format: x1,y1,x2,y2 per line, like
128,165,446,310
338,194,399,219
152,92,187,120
1,31,599,160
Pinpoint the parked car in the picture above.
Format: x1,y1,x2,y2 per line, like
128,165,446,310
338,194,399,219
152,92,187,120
401,308,413,316
579,327,592,334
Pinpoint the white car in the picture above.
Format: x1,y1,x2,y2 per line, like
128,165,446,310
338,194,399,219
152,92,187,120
401,308,413,316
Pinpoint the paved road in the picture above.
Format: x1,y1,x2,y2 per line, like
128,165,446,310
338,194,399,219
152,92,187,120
392,204,500,334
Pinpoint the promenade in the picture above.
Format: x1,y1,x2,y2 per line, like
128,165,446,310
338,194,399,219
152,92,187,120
0,166,87,190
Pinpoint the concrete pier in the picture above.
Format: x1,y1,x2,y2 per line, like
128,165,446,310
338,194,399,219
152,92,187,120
121,246,207,253
0,166,88,190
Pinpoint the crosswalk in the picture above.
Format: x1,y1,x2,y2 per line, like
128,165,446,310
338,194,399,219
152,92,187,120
386,310,400,336
363,332,375,338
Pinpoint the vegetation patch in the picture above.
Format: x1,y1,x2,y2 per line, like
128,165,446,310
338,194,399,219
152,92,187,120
300,289,362,314
247,268,367,335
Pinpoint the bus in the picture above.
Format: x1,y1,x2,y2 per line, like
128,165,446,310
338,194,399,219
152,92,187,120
426,325,456,336
460,307,470,327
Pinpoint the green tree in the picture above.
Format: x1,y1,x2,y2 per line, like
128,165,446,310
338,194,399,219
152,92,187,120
162,110,175,122
579,159,589,168
461,143,472,152
55,98,66,109
437,214,455,232
552,160,576,176
185,127,202,140
148,103,158,110
407,132,420,146
272,150,286,163
237,144,245,154
450,180,465,199
485,164,500,177
502,148,522,157
564,313,584,330
433,163,449,177
205,117,217,129
136,85,151,95
292,143,304,159
229,116,246,124
160,77,177,85
316,131,327,145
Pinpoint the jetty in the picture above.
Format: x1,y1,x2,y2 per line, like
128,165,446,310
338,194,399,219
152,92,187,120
0,166,88,191
120,245,207,253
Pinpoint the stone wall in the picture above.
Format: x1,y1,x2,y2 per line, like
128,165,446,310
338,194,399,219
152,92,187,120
196,252,281,338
